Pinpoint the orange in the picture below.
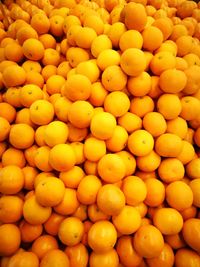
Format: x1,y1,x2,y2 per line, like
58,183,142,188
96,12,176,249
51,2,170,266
182,218,200,253
158,158,185,183
159,68,187,93
54,188,79,215
59,166,85,189
41,65,57,82
31,235,58,260
120,48,146,76
183,65,200,95
130,96,155,118
7,251,39,267
153,208,183,235
23,166,39,191
68,123,88,142
127,71,151,97
97,184,125,216
157,93,182,119
116,236,142,267
90,112,117,140
170,24,188,42
30,99,54,125
143,112,167,137
119,29,143,51
122,176,147,206
150,51,176,76
24,145,38,167
35,177,65,207
89,249,119,267
9,123,34,149
174,248,200,267
57,61,72,78
136,150,161,172
75,60,100,83
181,206,197,221
146,243,175,267
186,158,200,179
128,129,154,156
88,220,117,252
65,243,89,267
116,150,136,176
40,249,70,267
64,74,91,101
97,153,126,183
58,217,84,246
121,2,147,32
88,203,110,223
44,121,68,147
96,49,120,71
180,96,200,121
70,141,85,165
44,212,64,236
176,35,195,57
23,194,51,225
142,26,163,52
84,136,106,162
68,100,94,129
91,34,112,58
49,143,76,172
42,48,60,66
165,233,186,250
0,142,7,160
2,64,26,88
26,70,44,88
0,117,10,142
46,75,65,95
22,38,44,61
166,117,188,139
75,26,97,49
0,165,24,195
35,126,47,147
19,220,43,243
166,181,193,211
39,33,56,49
49,15,64,37
66,47,90,68
63,15,81,34
118,112,142,133
112,205,141,235
133,225,164,258
77,175,102,205
0,195,23,223
16,26,38,45
54,96,72,123
20,84,43,107
102,65,127,92
107,22,126,48
155,133,183,157
4,42,24,63
144,178,165,207
0,224,21,256
189,178,200,207
105,125,128,152
31,12,50,34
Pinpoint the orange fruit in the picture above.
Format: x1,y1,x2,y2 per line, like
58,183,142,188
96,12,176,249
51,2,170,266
88,203,110,223
2,64,26,88
65,243,89,267
183,65,200,95
97,153,126,183
133,224,164,258
40,249,70,267
116,236,142,267
121,2,147,32
143,112,167,137
97,49,120,71
155,133,183,157
0,165,24,195
182,218,200,253
84,136,106,162
58,217,84,246
189,178,200,207
146,243,175,267
153,208,183,235
31,12,50,34
4,42,24,63
91,34,112,58
0,224,21,256
39,33,56,49
165,233,186,250
20,84,44,107
166,181,193,211
16,26,38,45
9,123,34,149
158,158,185,183
107,22,126,48
102,65,127,91
19,220,43,243
44,212,64,236
46,74,65,95
77,175,102,205
42,48,60,66
105,125,128,152
130,96,155,118
122,176,147,206
23,194,52,225
118,112,142,133
119,29,143,51
180,96,200,121
59,166,85,189
116,150,136,176
8,251,39,267
54,188,79,216
0,195,23,223
142,26,163,52
127,71,151,97
22,38,44,61
49,15,64,37
44,121,68,147
0,117,10,142
144,178,165,207
90,111,117,140
120,48,146,76
112,205,141,235
166,117,188,139
88,220,117,252
89,249,119,267
97,184,125,216
128,129,154,156
174,248,200,267
68,100,94,129
31,235,58,260
75,26,97,49
30,99,54,125
136,150,161,172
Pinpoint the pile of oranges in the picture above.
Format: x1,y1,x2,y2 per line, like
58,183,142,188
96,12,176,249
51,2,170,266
0,0,200,266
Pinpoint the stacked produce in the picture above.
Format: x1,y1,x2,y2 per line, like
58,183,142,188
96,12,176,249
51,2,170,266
0,0,200,266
